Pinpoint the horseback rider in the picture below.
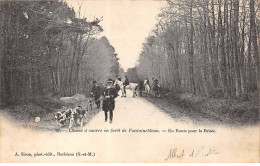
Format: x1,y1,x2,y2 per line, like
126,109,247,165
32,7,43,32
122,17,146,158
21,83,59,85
91,81,101,109
123,75,129,97
102,78,118,123
152,78,160,96
144,78,150,87
152,78,159,89
143,78,151,97
114,76,121,95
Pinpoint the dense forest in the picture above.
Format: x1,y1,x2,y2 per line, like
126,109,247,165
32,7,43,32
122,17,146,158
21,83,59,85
136,0,259,99
1,0,259,107
0,1,120,106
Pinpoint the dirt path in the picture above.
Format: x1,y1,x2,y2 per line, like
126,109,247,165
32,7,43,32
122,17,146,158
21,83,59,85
0,90,259,162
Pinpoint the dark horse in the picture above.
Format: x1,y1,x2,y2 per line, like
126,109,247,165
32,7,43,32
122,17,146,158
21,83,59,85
153,84,161,98
138,81,144,97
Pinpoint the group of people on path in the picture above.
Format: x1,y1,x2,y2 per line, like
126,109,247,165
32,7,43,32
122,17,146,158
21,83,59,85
144,78,160,89
90,76,160,124
140,77,160,96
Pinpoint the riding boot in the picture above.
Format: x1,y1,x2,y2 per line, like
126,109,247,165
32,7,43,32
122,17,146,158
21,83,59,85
109,110,113,123
104,111,108,122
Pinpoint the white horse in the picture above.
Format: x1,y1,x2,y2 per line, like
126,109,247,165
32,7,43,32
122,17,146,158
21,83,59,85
144,80,150,97
114,79,139,97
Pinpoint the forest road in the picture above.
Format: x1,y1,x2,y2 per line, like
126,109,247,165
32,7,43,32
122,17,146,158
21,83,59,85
0,90,259,162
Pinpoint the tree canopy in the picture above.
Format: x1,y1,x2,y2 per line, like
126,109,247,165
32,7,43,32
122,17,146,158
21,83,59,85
136,0,260,98
0,0,120,106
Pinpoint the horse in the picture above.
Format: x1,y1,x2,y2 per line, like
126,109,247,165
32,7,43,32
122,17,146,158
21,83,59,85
114,79,139,97
144,80,151,97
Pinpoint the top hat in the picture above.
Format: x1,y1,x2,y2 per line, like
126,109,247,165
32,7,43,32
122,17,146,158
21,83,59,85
107,79,113,83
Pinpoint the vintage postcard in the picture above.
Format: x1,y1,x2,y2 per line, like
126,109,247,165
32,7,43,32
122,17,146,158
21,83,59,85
0,0,259,163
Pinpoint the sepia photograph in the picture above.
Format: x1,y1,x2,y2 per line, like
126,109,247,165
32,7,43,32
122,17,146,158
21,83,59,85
0,0,259,163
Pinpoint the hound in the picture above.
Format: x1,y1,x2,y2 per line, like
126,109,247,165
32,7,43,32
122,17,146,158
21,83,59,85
69,106,86,129
54,109,72,126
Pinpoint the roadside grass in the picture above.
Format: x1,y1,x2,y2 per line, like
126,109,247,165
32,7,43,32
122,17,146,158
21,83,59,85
0,95,101,132
144,91,259,126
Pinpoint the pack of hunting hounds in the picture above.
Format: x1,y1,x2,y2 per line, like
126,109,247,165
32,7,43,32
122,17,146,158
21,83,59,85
54,97,98,129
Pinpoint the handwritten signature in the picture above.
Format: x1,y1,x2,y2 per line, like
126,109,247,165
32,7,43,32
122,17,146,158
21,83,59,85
165,146,219,161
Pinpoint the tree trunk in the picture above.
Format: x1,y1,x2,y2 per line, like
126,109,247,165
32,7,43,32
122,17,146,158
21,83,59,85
250,0,259,100
187,0,195,94
233,0,242,97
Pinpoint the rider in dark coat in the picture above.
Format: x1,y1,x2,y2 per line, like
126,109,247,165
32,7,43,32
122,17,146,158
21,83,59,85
91,81,101,108
102,78,118,123
152,78,159,90
123,75,129,97
123,75,129,85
